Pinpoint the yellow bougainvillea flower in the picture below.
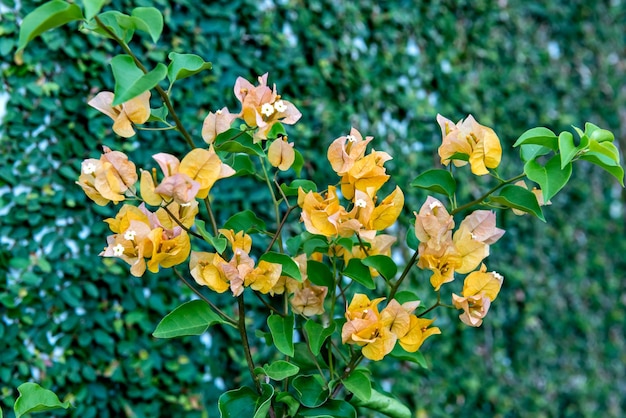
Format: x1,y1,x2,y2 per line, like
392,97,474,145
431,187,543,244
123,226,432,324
268,136,295,171
219,229,252,254
290,280,329,316
414,196,455,251
156,200,199,230
452,264,504,327
233,73,301,142
418,243,462,291
327,128,373,175
298,186,361,237
100,203,191,276
380,299,420,339
189,251,230,293
145,148,235,205
77,146,138,206
341,149,392,200
512,180,552,214
88,91,151,138
437,114,502,176
202,107,238,144
398,316,441,352
244,260,283,294
221,249,255,296
452,210,504,274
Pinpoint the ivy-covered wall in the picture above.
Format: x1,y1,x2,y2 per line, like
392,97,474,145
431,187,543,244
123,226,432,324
1,0,624,417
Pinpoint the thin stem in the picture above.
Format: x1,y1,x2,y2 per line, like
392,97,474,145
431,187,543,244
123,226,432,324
253,291,282,315
161,204,204,239
388,248,419,300
94,16,196,150
264,205,296,253
136,126,177,131
260,157,283,251
173,267,236,325
237,294,261,392
417,291,441,318
450,173,526,216
202,197,219,236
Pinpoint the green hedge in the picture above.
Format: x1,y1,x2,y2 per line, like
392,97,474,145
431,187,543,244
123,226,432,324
1,0,624,416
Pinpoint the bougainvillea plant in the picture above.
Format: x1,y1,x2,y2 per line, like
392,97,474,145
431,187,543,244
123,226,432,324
13,1,625,417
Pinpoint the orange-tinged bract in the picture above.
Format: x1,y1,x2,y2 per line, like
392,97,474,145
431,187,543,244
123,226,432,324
437,114,502,176
268,137,295,171
202,107,238,144
190,251,230,293
88,91,151,138
452,264,504,327
77,146,138,205
233,73,302,142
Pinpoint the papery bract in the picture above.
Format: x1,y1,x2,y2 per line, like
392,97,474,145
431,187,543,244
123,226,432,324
268,137,295,171
202,107,237,144
88,91,151,138
190,251,230,293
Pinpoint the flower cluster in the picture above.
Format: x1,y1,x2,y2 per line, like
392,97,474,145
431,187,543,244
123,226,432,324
77,146,137,205
341,294,440,360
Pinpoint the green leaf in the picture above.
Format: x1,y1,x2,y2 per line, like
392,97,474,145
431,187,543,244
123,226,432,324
147,106,169,123
389,344,428,368
218,386,259,418
167,52,212,83
410,169,456,197
223,210,267,233
490,184,545,221
558,131,578,169
259,252,301,281
266,122,287,140
519,144,553,162
393,290,420,305
152,300,231,338
405,225,418,250
263,361,300,381
342,369,372,401
303,320,335,356
298,400,357,418
130,7,163,43
14,383,70,418
580,143,625,186
268,314,294,356
280,179,317,196
292,149,304,176
82,0,106,21
588,140,621,163
83,10,135,42
305,260,334,288
447,151,469,162
303,236,330,256
292,375,329,408
524,155,573,203
195,220,228,254
350,388,411,418
362,255,397,280
276,392,300,417
343,258,375,289
586,122,615,143
214,129,264,157
254,384,274,418
110,55,167,105
231,154,256,177
17,1,84,54
513,127,558,150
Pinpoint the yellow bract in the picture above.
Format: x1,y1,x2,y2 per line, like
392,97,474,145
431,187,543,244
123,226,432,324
88,91,151,138
437,114,502,176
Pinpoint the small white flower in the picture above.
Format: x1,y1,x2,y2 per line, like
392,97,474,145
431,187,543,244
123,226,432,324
273,100,287,113
492,272,504,281
83,162,97,175
180,202,192,207
355,198,367,208
216,109,223,115
261,103,275,117
124,229,137,241
428,201,442,210
113,243,125,257
470,232,477,240
346,134,357,142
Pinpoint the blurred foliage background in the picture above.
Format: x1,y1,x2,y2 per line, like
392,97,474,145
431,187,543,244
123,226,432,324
1,0,625,417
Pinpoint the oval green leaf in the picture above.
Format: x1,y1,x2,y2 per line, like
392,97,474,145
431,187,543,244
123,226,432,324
267,314,294,357
410,169,456,197
558,131,578,169
292,375,329,408
17,1,84,54
524,155,572,203
131,7,163,43
167,52,212,83
14,383,71,418
263,360,300,381
362,255,397,280
342,369,372,401
111,55,167,105
303,320,336,356
490,184,545,221
343,258,375,289
513,127,558,150
305,260,334,288
298,400,357,418
223,210,267,233
350,388,411,418
152,299,231,338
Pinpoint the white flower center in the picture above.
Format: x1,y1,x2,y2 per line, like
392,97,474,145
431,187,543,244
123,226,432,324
470,232,477,240
124,229,137,241
83,162,97,175
261,103,275,117
216,109,223,115
355,198,367,208
113,243,125,257
346,135,357,142
273,100,287,113
428,201,442,210
180,202,192,207
492,272,504,281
